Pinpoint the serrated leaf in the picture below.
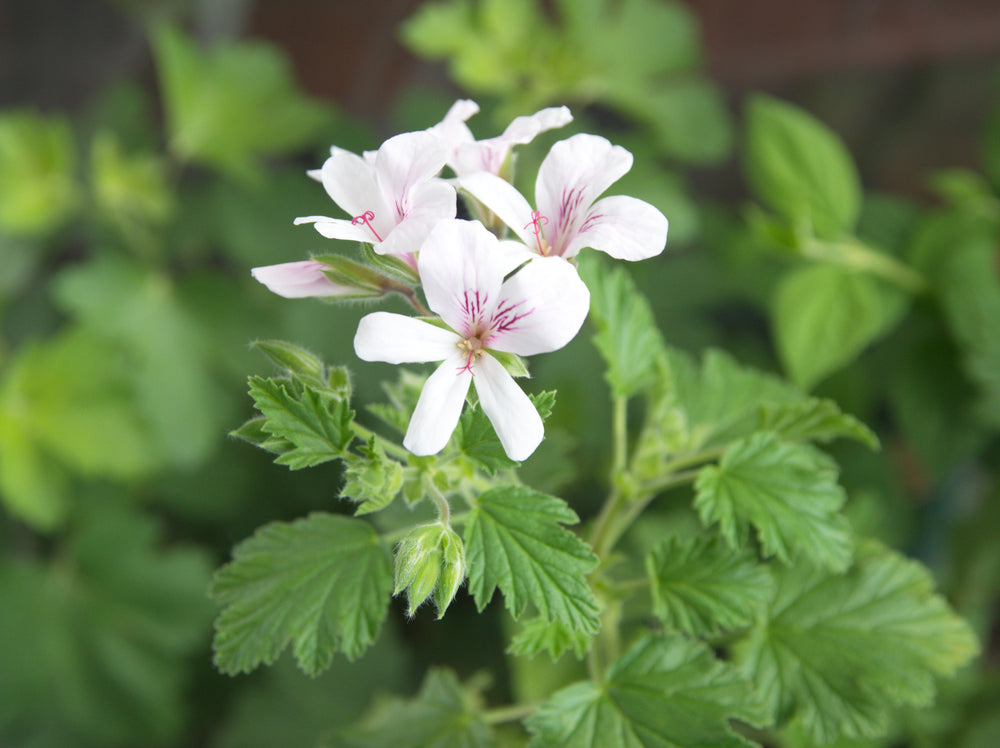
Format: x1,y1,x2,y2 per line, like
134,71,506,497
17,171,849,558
694,432,853,572
578,253,665,398
757,397,879,450
248,375,354,469
735,542,980,744
464,486,600,633
334,668,493,748
153,25,332,181
211,513,393,676
646,535,774,637
772,263,908,390
508,616,593,660
368,368,429,435
526,633,768,748
744,94,861,238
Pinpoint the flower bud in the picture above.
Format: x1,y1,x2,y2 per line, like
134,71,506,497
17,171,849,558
392,523,466,618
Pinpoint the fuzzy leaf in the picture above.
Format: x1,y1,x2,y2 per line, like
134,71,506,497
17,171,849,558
247,375,354,469
334,668,493,748
735,541,980,744
646,535,774,637
757,397,879,450
578,253,665,398
210,513,392,676
508,616,592,660
464,486,600,633
341,438,404,515
694,432,853,572
526,633,767,747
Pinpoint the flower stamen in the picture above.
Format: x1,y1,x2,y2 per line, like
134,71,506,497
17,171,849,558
457,337,485,374
524,210,551,256
352,210,383,242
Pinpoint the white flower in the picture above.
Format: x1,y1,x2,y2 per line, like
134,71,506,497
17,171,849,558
459,133,668,261
354,219,589,460
251,259,355,298
294,130,456,259
430,100,573,177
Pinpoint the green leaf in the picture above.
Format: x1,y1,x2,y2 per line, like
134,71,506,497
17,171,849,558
744,94,862,238
153,25,332,181
757,397,879,450
335,668,493,748
645,535,774,637
735,541,980,744
210,512,393,676
526,633,768,747
772,263,908,390
247,375,355,469
578,253,665,398
508,616,593,660
694,432,853,572
464,485,600,633
0,501,214,746
90,131,173,232
0,109,80,235
341,438,405,515
250,339,326,381
368,368,428,435
53,256,228,468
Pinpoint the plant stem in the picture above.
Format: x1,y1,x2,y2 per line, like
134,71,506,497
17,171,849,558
588,396,631,559
482,701,539,725
426,479,451,526
351,422,411,461
803,237,927,294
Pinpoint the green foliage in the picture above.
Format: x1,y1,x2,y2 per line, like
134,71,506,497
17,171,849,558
334,668,493,748
736,541,980,744
402,0,732,163
507,616,593,660
210,513,393,676
153,25,332,181
464,485,600,634
0,110,80,235
578,253,664,398
455,390,556,473
244,374,355,469
526,633,768,747
646,535,774,637
0,329,155,529
0,502,214,747
744,94,862,239
694,432,853,572
772,263,908,390
342,437,405,515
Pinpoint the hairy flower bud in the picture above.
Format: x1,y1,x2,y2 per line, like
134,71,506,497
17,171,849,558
393,523,465,618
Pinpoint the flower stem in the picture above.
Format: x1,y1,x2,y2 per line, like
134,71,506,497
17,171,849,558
588,396,630,559
482,701,539,725
426,478,451,526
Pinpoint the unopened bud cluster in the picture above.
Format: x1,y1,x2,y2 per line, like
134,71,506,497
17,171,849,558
393,523,466,618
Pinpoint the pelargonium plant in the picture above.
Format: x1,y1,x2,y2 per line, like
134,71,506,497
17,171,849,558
218,101,977,746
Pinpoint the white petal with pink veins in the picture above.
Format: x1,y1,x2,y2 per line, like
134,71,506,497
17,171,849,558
458,172,535,246
250,260,353,298
474,353,543,461
565,195,668,261
485,256,590,357
404,353,473,456
418,220,507,336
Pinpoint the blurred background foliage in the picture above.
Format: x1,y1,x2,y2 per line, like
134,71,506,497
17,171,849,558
0,0,998,746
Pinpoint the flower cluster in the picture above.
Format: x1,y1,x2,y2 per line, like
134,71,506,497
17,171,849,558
252,101,669,460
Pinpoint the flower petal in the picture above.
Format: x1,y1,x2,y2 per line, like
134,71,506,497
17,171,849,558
418,219,508,336
485,256,590,356
375,179,456,257
535,134,633,256
458,172,535,246
564,195,669,261
498,106,572,147
404,353,472,456
474,353,543,461
318,148,388,222
354,312,460,364
374,130,450,216
294,215,374,243
250,260,353,298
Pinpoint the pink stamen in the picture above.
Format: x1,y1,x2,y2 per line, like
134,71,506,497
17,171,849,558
352,210,383,242
524,210,548,253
